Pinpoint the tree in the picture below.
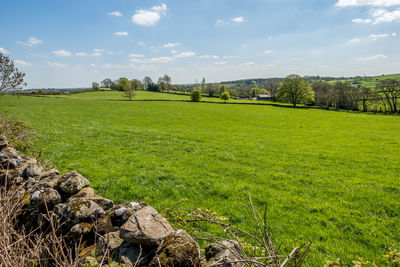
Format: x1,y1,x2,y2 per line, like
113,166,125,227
158,77,167,92
190,89,201,102
118,78,131,91
278,74,313,107
220,91,230,103
312,82,334,108
101,78,112,88
147,82,160,92
378,79,400,113
0,53,26,92
163,74,171,91
123,88,135,101
219,85,226,95
264,79,280,101
359,87,373,112
143,76,153,90
201,77,206,93
131,79,142,91
110,81,118,90
92,82,99,91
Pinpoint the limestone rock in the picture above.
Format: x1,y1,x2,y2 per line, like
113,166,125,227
204,240,242,267
68,198,105,224
112,242,148,266
29,187,62,211
58,171,90,194
119,205,174,247
22,164,41,179
68,222,94,239
96,202,145,234
149,229,200,267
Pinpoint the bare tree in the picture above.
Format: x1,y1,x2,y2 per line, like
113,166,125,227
0,53,27,92
378,79,400,113
264,79,280,101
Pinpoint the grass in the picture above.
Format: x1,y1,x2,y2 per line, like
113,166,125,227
0,91,399,265
320,73,400,88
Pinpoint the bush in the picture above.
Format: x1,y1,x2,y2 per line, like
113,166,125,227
220,91,230,102
190,90,201,102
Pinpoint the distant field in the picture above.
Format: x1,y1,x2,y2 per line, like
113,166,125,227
1,91,399,265
320,73,400,88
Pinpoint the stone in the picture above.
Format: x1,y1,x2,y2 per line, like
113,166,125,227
39,168,59,179
204,240,242,267
104,231,124,251
119,205,174,247
70,187,114,210
22,164,41,179
96,202,145,235
149,229,201,267
68,198,105,224
29,187,62,211
112,242,148,266
58,171,90,194
68,222,93,239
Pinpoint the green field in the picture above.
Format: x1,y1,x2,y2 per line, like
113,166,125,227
1,91,399,264
320,73,400,88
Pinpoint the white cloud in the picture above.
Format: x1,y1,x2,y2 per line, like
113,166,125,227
199,55,220,59
232,16,244,23
94,49,104,52
352,18,372,23
108,11,122,17
0,47,10,54
114,32,128,36
356,54,387,60
393,32,398,36
90,64,96,67
14,60,32,67
132,4,167,26
16,37,43,46
174,51,196,58
371,8,400,23
264,50,273,54
216,19,227,25
170,50,177,54
129,54,145,58
369,33,389,40
48,62,68,68
336,0,400,7
215,61,227,65
101,63,135,69
347,38,361,44
163,42,180,48
149,56,175,63
52,50,72,57
75,52,102,57
138,41,146,46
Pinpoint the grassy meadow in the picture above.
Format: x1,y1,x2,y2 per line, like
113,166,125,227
0,91,399,264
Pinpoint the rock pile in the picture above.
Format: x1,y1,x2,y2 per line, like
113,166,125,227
0,135,239,266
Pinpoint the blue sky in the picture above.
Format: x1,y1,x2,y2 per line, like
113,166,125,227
1,0,399,88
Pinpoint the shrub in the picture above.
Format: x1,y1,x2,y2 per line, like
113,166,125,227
190,90,201,102
220,91,230,102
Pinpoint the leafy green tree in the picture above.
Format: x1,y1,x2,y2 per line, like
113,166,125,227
0,53,26,92
131,79,142,91
220,91,230,103
378,79,400,113
190,90,201,102
101,78,112,88
118,78,131,91
147,82,160,92
264,78,280,101
219,85,226,95
123,88,135,101
92,82,99,91
278,74,313,107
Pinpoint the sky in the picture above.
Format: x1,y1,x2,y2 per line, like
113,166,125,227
1,0,400,88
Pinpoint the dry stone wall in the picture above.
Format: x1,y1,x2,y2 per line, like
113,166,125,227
0,136,239,266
